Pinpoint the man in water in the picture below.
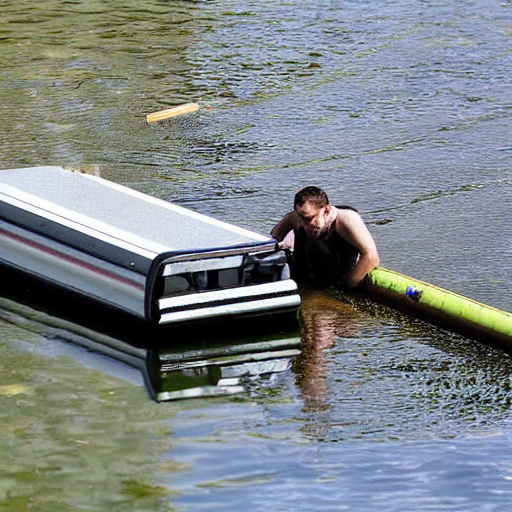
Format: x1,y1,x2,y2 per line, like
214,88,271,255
271,186,379,289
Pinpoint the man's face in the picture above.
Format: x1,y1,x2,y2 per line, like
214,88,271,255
295,201,331,238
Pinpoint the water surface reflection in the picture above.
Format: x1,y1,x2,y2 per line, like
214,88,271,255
295,290,366,411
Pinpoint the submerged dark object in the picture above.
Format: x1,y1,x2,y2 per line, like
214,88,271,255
0,166,300,326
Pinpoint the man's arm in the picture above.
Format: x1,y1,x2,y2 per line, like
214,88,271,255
270,211,297,242
335,209,380,288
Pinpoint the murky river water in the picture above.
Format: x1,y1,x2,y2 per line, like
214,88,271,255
1,0,512,510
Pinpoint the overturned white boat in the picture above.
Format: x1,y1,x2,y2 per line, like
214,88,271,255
0,166,300,326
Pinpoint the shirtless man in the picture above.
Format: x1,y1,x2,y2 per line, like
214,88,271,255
271,186,379,289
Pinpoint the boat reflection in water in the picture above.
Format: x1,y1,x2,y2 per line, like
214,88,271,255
0,265,300,402
154,335,300,401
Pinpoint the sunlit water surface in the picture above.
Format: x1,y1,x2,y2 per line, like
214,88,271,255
1,0,512,510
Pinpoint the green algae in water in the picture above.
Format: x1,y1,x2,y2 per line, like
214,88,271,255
122,479,172,499
0,496,33,512
0,321,180,512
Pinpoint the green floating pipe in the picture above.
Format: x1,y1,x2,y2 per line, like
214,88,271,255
362,267,512,350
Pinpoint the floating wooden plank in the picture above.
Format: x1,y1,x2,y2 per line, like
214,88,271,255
146,102,200,123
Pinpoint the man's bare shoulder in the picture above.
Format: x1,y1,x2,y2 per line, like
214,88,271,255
335,207,363,227
335,207,377,254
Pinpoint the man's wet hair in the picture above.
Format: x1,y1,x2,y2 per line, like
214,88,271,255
293,186,330,209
